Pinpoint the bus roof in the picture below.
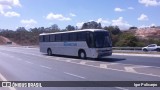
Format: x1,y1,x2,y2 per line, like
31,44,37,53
39,29,108,35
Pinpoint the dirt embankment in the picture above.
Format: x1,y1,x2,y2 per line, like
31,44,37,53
0,36,17,45
135,28,160,39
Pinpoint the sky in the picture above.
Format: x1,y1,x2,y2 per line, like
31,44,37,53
0,0,160,30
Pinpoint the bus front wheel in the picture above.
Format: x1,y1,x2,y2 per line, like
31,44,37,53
78,50,86,59
47,48,52,56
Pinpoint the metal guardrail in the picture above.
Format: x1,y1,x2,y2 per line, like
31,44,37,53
112,47,142,50
112,47,160,54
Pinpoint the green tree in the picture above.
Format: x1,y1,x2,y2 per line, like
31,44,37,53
65,25,75,31
129,26,138,30
81,21,102,29
115,33,138,47
104,26,121,35
49,24,60,32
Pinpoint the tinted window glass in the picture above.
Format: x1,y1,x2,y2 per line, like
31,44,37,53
86,32,94,48
44,35,50,42
55,34,61,42
50,34,55,42
148,45,155,47
77,32,87,41
94,31,112,48
69,33,77,41
62,33,69,41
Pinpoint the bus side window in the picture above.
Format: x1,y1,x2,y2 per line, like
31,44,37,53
69,33,77,41
77,32,86,41
43,35,50,42
87,32,94,48
50,34,55,42
55,34,61,42
62,33,69,42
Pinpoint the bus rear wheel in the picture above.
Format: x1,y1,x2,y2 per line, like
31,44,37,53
157,48,160,52
47,48,52,56
143,49,148,52
78,50,86,59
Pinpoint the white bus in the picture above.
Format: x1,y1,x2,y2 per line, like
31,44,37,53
39,29,112,59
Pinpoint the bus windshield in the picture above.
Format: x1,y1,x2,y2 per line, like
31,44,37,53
94,31,112,48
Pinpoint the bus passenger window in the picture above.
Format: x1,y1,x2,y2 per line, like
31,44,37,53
55,34,61,42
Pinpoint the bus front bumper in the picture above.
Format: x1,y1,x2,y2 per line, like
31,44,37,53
97,51,112,58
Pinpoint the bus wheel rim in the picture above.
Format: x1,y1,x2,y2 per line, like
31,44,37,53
48,50,51,55
81,52,85,58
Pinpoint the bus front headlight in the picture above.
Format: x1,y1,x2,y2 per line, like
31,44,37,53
96,50,101,53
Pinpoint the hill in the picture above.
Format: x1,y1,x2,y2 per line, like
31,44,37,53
135,27,160,39
0,36,17,45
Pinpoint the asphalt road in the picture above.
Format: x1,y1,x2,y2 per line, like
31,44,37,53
0,46,160,90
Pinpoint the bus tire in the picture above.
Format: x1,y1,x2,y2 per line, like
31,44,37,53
47,48,52,56
157,48,160,52
78,50,86,59
143,48,148,52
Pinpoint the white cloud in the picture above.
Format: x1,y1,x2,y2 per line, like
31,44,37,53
0,4,12,10
76,22,84,28
0,4,12,14
114,7,125,12
128,7,134,10
0,0,21,7
139,0,160,7
112,17,132,30
150,23,156,26
139,23,156,28
46,13,71,21
21,19,37,24
3,11,20,17
97,18,111,27
0,0,21,17
138,14,149,21
97,18,110,24
69,13,76,17
0,5,20,17
21,19,37,29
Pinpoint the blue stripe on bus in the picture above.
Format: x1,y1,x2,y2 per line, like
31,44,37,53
64,42,77,46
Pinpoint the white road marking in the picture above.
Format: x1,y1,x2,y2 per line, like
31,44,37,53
130,66,151,69
106,63,119,66
124,67,137,73
100,63,119,69
64,72,85,79
0,73,16,90
67,61,160,78
70,59,79,61
0,73,8,81
124,65,152,73
25,61,33,64
115,87,129,90
55,58,60,60
40,65,52,70
66,60,71,62
79,61,86,65
100,64,107,69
